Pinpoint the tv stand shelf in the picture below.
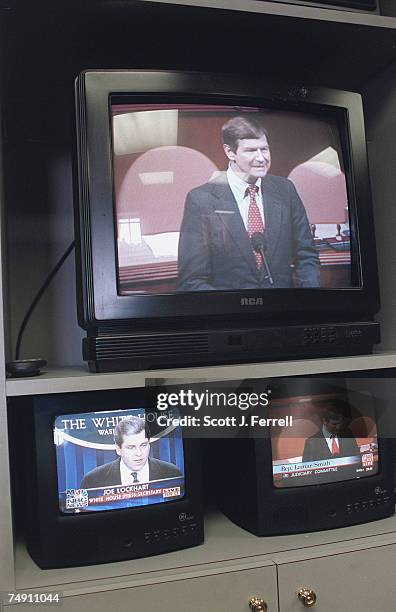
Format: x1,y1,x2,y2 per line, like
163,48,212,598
6,352,396,397
14,511,396,592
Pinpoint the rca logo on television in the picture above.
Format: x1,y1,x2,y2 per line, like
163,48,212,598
241,297,264,306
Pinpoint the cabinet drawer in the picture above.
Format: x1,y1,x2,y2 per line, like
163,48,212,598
5,564,278,612
277,543,396,612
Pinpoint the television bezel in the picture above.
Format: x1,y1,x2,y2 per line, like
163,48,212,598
253,434,394,535
75,70,379,328
212,377,394,535
20,389,203,568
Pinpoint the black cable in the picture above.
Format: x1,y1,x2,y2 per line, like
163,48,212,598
15,241,75,361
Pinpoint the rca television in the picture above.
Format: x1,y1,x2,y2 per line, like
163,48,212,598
74,70,380,372
12,389,203,568
212,377,394,535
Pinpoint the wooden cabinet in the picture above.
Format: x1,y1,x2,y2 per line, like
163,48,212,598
277,543,396,611
6,535,396,611
5,564,279,612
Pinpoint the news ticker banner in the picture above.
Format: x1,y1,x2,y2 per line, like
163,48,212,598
62,480,185,513
142,376,396,439
273,455,365,475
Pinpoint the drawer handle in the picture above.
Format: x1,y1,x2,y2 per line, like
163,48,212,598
297,588,317,607
249,596,268,611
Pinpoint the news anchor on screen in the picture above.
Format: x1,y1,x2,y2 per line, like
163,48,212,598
302,399,361,463
177,115,320,291
81,416,182,488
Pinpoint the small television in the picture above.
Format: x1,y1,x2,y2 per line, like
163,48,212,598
12,389,203,568
211,377,394,535
74,70,380,373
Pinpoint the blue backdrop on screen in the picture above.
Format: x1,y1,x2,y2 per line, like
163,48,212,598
54,408,185,513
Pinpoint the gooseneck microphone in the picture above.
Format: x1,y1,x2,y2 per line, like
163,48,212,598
251,232,274,286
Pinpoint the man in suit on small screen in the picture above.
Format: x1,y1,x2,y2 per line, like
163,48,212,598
302,399,361,463
80,415,181,489
177,115,320,291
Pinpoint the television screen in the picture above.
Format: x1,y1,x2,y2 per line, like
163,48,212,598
270,392,378,488
111,103,355,295
54,408,185,513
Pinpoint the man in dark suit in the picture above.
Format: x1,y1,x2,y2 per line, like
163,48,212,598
81,415,181,489
177,115,320,291
302,399,361,464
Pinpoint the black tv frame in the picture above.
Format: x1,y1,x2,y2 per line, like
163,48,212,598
74,70,380,371
14,389,203,569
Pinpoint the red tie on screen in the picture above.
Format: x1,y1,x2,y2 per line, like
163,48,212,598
331,436,340,456
246,184,264,268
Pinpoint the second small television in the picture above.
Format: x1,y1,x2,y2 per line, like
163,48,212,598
74,70,380,372
211,377,394,535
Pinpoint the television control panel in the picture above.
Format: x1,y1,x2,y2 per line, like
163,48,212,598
346,493,392,514
143,521,200,546
86,321,380,372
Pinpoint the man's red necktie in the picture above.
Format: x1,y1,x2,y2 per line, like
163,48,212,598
246,184,264,268
331,436,340,456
